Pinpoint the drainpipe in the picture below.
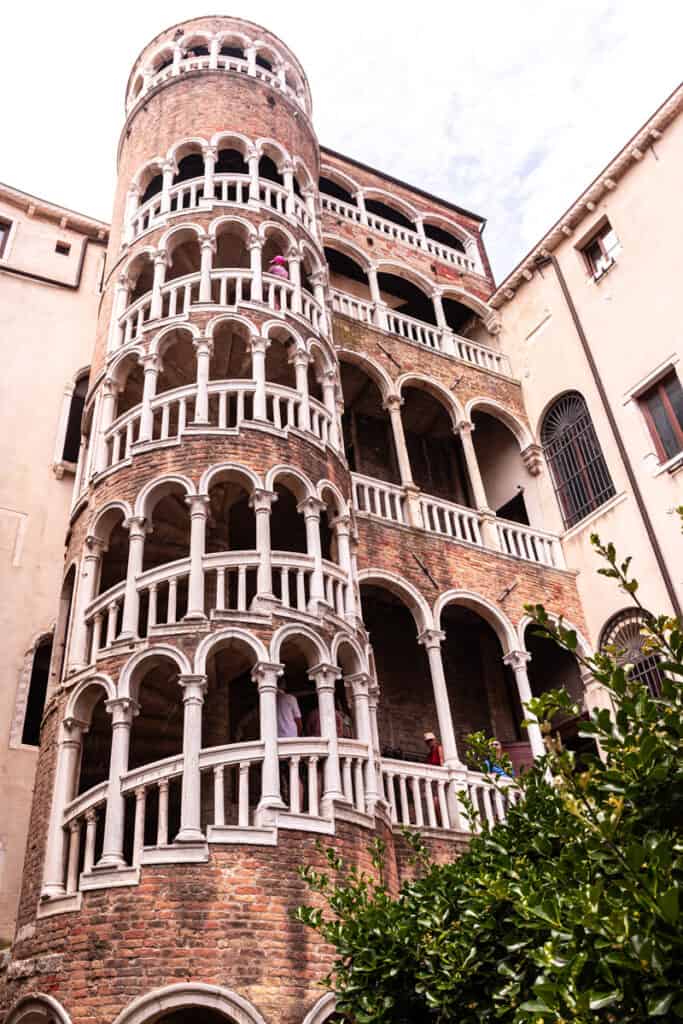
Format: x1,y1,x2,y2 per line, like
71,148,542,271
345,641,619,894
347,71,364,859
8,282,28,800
538,252,681,620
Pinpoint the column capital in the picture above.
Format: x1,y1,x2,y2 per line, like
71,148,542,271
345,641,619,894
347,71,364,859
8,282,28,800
185,493,210,515
309,269,328,288
347,671,372,695
288,348,310,368
193,336,214,356
127,183,141,199
503,650,532,671
383,394,404,412
199,235,216,254
117,272,132,290
251,661,285,691
84,534,107,557
331,513,352,534
202,144,218,161
321,367,338,385
141,353,161,372
308,662,342,690
286,247,301,264
297,496,326,519
455,419,475,436
418,628,446,650
124,515,148,537
521,443,544,476
153,248,169,267
249,488,278,512
104,697,140,724
249,334,271,354
177,674,208,702
62,716,88,737
247,235,263,252
102,375,120,397
161,160,175,175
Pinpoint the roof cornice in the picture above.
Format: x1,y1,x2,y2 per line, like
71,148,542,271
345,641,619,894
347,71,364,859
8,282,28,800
0,181,109,241
490,81,683,309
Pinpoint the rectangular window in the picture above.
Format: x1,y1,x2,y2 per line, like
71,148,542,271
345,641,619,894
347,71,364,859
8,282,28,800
581,220,621,280
640,370,683,461
55,240,71,255
0,218,12,258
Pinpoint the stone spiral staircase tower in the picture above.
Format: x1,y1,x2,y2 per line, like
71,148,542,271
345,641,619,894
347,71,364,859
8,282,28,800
2,15,591,1024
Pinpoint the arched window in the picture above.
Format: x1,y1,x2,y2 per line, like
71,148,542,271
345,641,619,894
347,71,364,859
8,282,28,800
541,391,615,528
62,372,88,463
601,609,663,697
11,633,54,747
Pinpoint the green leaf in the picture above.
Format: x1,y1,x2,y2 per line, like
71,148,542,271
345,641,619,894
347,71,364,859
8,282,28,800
589,990,621,1010
658,886,679,923
648,993,674,1016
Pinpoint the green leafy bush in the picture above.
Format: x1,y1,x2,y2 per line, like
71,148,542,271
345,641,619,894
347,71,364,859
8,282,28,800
297,536,683,1022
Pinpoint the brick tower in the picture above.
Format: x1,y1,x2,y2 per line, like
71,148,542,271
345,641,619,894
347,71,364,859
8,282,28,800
2,15,593,1024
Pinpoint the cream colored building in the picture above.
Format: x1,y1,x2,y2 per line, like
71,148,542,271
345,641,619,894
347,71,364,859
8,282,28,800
492,83,683,648
0,77,680,947
0,185,107,941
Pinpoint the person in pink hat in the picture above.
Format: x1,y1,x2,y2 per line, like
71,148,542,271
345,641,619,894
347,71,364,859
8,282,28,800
268,254,289,279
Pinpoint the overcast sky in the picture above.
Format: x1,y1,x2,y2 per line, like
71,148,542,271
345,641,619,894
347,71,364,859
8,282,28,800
2,0,681,279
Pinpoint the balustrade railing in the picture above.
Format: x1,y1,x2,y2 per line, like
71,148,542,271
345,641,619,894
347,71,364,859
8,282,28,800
321,195,481,273
60,782,109,895
130,175,315,241
103,380,333,471
329,287,508,374
351,473,565,567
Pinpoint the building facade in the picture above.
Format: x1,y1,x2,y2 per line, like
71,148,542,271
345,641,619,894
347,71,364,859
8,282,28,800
0,15,679,1024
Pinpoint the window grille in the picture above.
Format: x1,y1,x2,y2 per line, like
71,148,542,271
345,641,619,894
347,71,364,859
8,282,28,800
541,392,615,528
600,609,663,697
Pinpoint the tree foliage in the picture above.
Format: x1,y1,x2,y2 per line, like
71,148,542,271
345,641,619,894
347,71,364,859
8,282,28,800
297,534,683,1022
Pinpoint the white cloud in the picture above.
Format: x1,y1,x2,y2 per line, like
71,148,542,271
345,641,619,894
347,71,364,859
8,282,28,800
1,0,680,278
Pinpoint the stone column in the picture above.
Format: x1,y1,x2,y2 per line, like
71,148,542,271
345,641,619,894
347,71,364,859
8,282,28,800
176,675,208,842
96,698,139,868
418,629,462,767
309,663,344,809
209,36,219,69
249,238,264,302
332,514,357,620
414,215,426,238
107,273,130,352
41,718,84,899
503,651,545,759
321,369,341,449
456,420,499,549
247,151,259,200
193,336,213,423
367,266,388,330
138,353,160,442
95,376,118,473
160,161,175,213
250,488,277,605
119,516,147,639
288,252,302,313
384,395,413,487
252,661,286,819
298,497,326,611
282,162,295,216
249,335,270,420
348,672,380,808
150,250,168,319
123,186,140,245
309,270,329,335
290,350,311,432
202,145,217,199
184,495,209,620
302,187,318,236
68,536,105,673
354,190,368,224
432,290,448,329
198,237,215,302
368,682,381,754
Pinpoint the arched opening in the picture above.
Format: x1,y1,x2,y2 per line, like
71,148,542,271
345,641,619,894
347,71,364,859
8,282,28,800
270,482,307,556
541,391,616,528
215,147,249,176
213,222,250,302
340,361,397,482
261,225,292,280
258,154,283,185
156,330,196,394
365,197,415,231
140,170,163,206
143,486,191,573
318,487,339,565
424,221,466,253
601,609,663,697
165,229,201,283
524,623,586,756
173,151,205,189
255,49,276,73
202,637,261,825
378,272,434,323
442,295,482,335
471,410,534,524
97,509,129,595
401,386,472,505
440,604,524,767
150,1012,238,1024
114,355,144,418
78,688,113,794
205,472,257,612
265,328,297,390
184,39,210,59
151,48,175,74
319,177,355,205
211,321,252,381
307,346,326,404
361,584,435,761
325,247,370,303
128,254,154,306
220,41,246,60
21,635,53,746
62,371,89,463
54,565,76,683
335,640,361,739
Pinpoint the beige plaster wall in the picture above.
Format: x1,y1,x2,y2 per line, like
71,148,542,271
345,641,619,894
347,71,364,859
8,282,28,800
0,198,102,940
498,112,683,644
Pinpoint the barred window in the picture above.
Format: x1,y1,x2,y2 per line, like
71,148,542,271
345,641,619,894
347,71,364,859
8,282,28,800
541,392,615,528
601,609,663,697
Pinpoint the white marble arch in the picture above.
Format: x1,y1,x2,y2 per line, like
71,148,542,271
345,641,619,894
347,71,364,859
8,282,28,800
194,626,269,676
357,568,433,634
433,589,518,654
270,621,331,667
464,397,534,449
5,994,72,1024
118,644,193,702
111,982,268,1024
302,992,337,1024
